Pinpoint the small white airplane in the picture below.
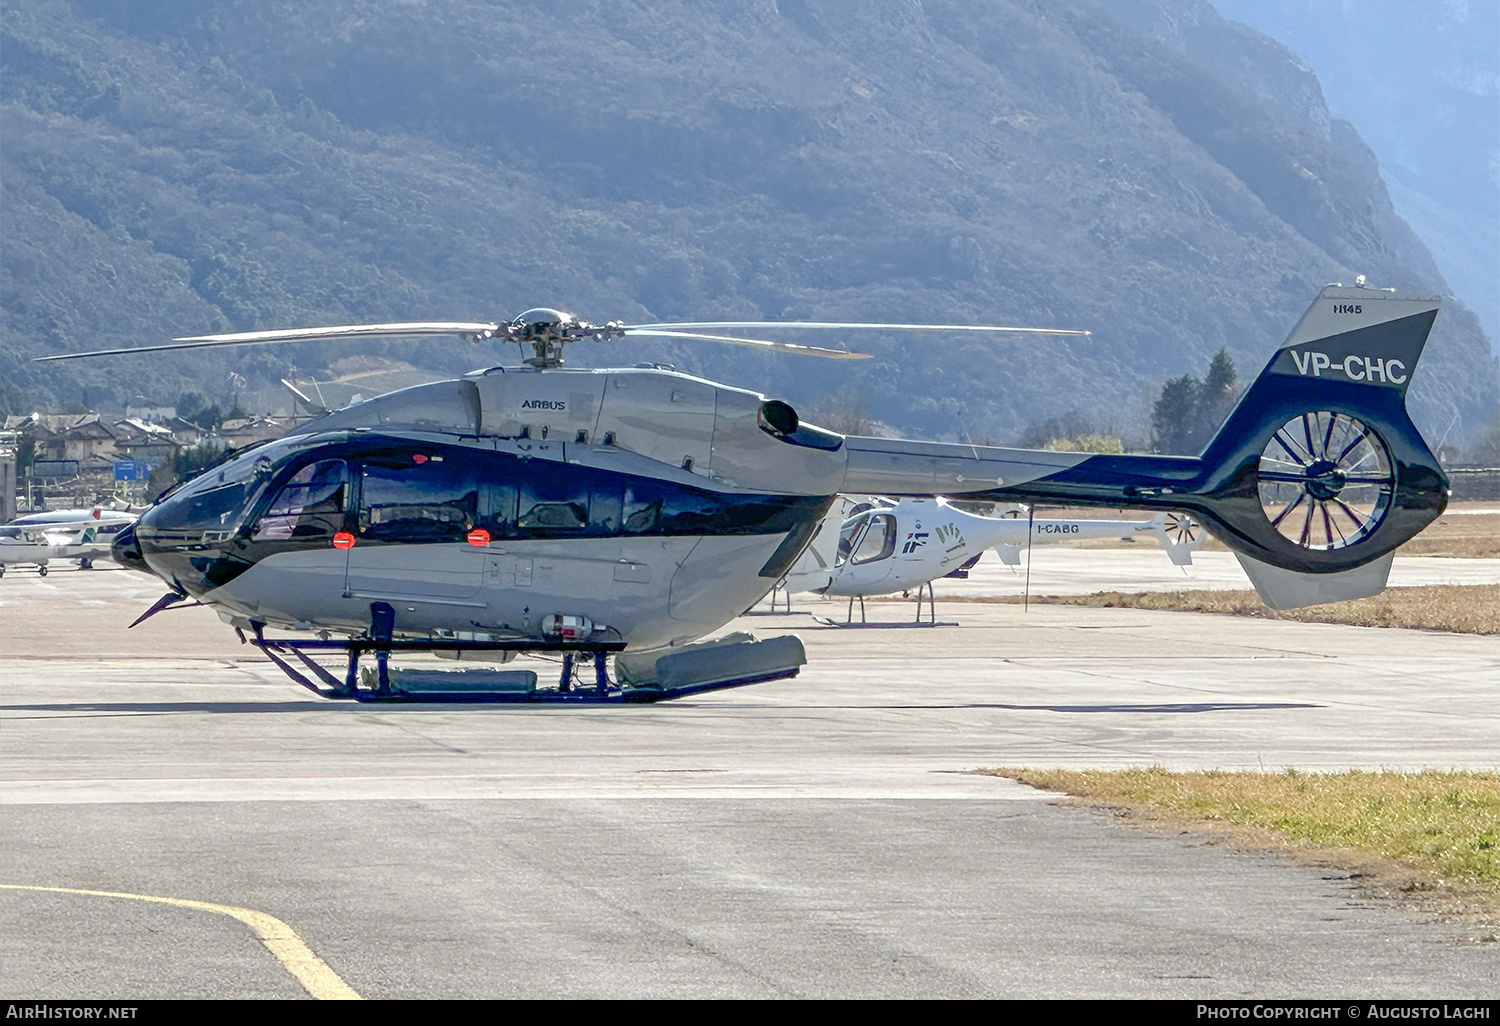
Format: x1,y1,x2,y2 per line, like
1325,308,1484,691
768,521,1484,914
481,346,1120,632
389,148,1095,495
777,496,1201,621
0,508,139,577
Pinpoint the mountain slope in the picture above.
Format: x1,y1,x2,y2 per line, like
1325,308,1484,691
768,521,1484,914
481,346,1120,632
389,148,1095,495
2,0,1493,448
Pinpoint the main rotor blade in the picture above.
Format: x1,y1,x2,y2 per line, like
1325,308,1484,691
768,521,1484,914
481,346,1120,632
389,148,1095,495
623,329,871,359
280,378,327,414
32,322,502,362
628,320,1091,337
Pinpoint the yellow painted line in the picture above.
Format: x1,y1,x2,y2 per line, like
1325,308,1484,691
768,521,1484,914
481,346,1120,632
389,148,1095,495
1,884,361,1000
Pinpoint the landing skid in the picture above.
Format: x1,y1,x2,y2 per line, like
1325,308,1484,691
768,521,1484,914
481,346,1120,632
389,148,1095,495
740,582,795,616
829,582,950,627
246,606,796,704
812,618,957,629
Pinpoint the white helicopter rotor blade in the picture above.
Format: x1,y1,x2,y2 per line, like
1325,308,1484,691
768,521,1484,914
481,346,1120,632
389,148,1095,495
623,329,871,359
175,322,501,343
32,322,502,362
627,320,1091,337
34,316,1083,364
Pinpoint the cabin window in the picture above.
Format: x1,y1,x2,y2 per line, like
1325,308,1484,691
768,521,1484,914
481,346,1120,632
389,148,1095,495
518,475,589,532
253,460,347,542
588,479,623,535
326,440,821,544
659,486,725,534
835,514,870,567
518,501,587,530
151,482,254,532
484,480,518,535
851,513,897,564
357,459,478,543
622,483,663,534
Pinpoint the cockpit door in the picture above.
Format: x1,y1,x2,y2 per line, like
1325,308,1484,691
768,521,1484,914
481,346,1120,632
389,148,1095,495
251,460,349,546
834,513,871,569
343,454,485,604
834,512,897,589
243,458,352,600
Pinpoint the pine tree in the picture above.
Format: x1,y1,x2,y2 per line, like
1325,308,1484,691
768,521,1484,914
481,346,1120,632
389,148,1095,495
1196,348,1240,443
1151,349,1242,454
1151,374,1201,454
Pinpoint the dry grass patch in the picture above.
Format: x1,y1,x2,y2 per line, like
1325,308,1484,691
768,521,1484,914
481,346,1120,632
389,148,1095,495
1398,510,1500,558
1029,504,1500,557
986,767,1500,924
988,584,1500,635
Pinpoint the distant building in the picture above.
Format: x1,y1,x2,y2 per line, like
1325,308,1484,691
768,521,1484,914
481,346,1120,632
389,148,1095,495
112,417,181,474
2,413,121,509
124,398,175,423
218,416,289,447
162,417,210,447
2,413,118,463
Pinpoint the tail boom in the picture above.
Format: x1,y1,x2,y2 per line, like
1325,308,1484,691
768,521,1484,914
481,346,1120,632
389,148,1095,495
835,286,1448,592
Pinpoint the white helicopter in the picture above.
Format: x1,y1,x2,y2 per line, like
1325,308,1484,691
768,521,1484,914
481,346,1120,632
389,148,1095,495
0,507,139,577
37,284,1449,703
987,505,1202,568
777,496,1202,621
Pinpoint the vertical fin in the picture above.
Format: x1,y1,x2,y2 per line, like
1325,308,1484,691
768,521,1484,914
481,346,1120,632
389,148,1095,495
1234,551,1394,609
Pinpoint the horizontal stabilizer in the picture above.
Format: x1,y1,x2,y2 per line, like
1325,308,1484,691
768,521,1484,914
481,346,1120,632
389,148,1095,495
1234,551,1393,610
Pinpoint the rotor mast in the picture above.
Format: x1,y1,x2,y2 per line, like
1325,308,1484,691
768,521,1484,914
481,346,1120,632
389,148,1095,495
508,309,625,368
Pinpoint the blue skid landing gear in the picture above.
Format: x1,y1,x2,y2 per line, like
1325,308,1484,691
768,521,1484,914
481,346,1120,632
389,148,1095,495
247,603,794,704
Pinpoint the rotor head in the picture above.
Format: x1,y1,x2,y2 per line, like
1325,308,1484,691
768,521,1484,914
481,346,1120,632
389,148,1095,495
506,309,624,368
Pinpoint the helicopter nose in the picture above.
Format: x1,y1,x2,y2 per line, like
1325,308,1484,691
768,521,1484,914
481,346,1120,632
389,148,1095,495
110,522,155,577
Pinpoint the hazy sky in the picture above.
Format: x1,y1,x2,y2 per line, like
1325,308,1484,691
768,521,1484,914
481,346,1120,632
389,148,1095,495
1211,0,1500,353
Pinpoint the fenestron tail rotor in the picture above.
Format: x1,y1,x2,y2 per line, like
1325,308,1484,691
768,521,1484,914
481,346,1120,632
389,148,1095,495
33,310,1090,368
1256,411,1394,551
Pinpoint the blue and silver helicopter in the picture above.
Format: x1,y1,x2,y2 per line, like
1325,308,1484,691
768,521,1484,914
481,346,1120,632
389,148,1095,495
38,283,1447,703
